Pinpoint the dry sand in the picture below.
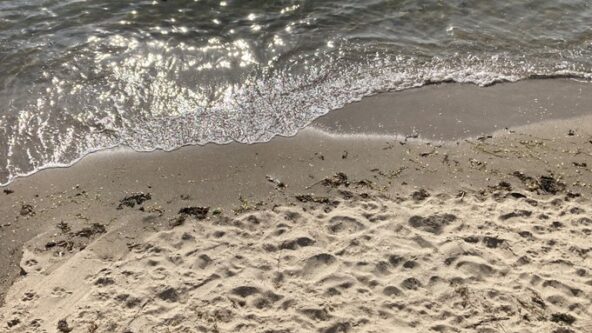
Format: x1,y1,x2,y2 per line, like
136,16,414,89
5,186,592,333
1,81,592,332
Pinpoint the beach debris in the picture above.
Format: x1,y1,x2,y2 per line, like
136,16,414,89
355,179,374,188
57,319,73,332
404,133,419,142
295,194,332,205
74,213,90,222
314,152,325,160
117,192,151,209
306,172,350,189
212,208,222,215
178,206,209,220
550,313,576,325
469,158,486,170
322,172,349,187
180,194,192,200
419,149,436,157
476,135,493,142
489,181,512,192
75,223,107,238
47,240,74,252
3,188,14,195
342,151,348,159
56,221,71,233
498,181,512,191
568,129,575,136
539,175,565,194
373,167,407,180
20,203,35,216
233,196,262,215
572,162,587,168
411,189,430,201
294,194,329,203
139,204,164,216
512,171,539,191
512,172,565,194
266,175,286,189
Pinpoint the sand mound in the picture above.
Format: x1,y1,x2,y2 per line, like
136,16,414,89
1,189,592,333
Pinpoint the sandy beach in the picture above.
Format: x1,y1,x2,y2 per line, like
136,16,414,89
1,80,592,332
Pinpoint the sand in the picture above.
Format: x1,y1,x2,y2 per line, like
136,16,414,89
1,80,592,332
313,79,592,140
4,186,592,333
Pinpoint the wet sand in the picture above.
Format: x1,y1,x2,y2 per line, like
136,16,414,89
1,80,592,332
313,79,592,140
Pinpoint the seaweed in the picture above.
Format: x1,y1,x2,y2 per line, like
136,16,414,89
117,192,151,209
178,206,210,220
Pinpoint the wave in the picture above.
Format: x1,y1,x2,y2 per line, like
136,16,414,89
1,34,592,185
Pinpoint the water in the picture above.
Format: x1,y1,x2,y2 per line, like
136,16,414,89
1,0,592,184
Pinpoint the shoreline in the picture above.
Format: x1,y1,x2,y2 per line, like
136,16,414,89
1,79,592,331
3,78,592,188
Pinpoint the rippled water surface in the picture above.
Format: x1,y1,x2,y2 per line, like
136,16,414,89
1,0,592,183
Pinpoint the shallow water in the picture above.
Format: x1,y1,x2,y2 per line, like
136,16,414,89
1,0,592,184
